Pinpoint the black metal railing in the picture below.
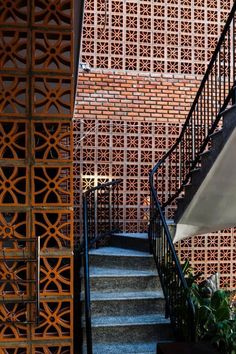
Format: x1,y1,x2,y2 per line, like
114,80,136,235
155,2,236,211
149,1,236,342
149,176,195,340
82,179,122,354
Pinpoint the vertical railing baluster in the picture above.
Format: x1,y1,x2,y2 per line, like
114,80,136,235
149,2,236,343
223,41,226,107
228,24,231,93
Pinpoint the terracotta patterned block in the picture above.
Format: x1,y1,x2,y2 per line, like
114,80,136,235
0,167,28,205
0,303,30,340
32,77,72,117
33,121,72,161
0,0,75,349
0,121,27,160
33,0,72,28
33,300,72,339
32,166,73,205
32,345,72,354
0,30,28,70
33,211,73,250
32,31,72,73
40,257,72,295
0,348,29,354
0,76,28,116
0,0,29,25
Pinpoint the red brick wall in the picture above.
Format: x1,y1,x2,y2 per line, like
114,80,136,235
74,71,200,123
74,70,198,235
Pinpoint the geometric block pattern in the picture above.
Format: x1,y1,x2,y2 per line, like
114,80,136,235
74,117,236,290
0,0,74,352
176,228,236,290
81,0,233,74
74,119,181,239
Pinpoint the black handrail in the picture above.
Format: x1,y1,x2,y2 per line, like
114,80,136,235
154,2,236,209
82,179,122,354
149,1,236,342
149,172,195,341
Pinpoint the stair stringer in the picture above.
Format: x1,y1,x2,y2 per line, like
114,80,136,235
174,104,236,242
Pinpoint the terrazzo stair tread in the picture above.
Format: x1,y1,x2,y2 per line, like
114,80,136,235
90,293,165,316
199,149,212,168
92,321,173,344
81,241,174,353
110,233,149,252
190,167,202,186
175,195,184,206
210,129,223,149
83,342,158,354
91,314,170,327
175,148,217,222
89,266,157,277
89,246,151,257
89,269,160,292
112,232,148,239
90,290,164,301
89,247,154,270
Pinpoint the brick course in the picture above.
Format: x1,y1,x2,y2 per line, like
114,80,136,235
75,70,200,123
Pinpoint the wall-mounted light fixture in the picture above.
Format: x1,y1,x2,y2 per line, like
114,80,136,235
79,62,91,73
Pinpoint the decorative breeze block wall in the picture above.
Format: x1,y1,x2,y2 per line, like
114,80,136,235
0,0,75,352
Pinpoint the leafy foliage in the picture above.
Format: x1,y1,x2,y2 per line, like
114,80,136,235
183,261,236,354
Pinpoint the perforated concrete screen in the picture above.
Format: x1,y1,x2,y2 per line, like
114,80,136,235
81,0,232,74
0,1,75,352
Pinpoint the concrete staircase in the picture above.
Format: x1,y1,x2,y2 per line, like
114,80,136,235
174,104,236,242
82,233,173,354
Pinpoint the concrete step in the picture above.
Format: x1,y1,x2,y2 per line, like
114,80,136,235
89,247,154,271
110,232,149,252
83,342,157,354
89,267,160,292
90,314,172,344
81,241,172,353
90,290,165,317
210,129,223,150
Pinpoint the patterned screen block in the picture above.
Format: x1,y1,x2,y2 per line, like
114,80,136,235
40,256,72,295
33,211,73,250
177,228,236,289
74,119,181,237
0,30,28,71
0,349,29,354
0,0,74,351
32,166,73,206
74,117,236,290
32,31,73,73
0,166,28,205
33,122,72,161
0,121,27,160
32,345,72,354
0,302,30,340
81,0,233,74
0,0,29,25
33,300,72,339
32,77,73,117
0,76,28,115
32,0,72,28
